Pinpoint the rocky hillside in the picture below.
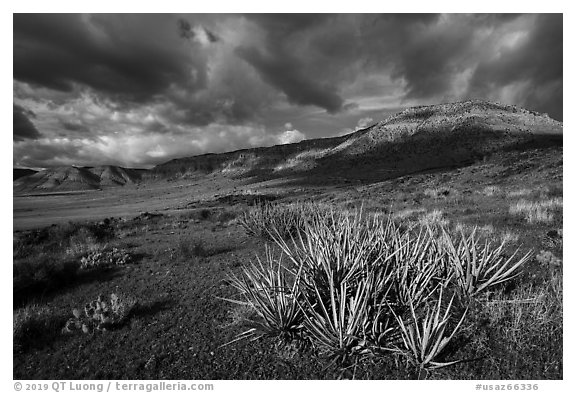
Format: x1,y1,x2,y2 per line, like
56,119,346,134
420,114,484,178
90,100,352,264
14,165,143,194
14,100,563,193
153,100,562,182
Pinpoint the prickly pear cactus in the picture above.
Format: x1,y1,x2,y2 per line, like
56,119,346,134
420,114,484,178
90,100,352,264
62,292,137,334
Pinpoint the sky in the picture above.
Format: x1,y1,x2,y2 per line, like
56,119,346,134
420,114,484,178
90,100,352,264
13,13,563,169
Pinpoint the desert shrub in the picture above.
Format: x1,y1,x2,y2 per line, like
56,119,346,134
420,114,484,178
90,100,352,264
463,273,563,379
509,198,562,224
507,188,532,198
216,209,238,223
481,185,501,197
174,238,209,261
544,184,563,198
500,230,520,244
220,304,256,328
65,227,101,257
80,247,132,269
226,203,536,377
14,304,65,351
14,255,80,305
535,250,562,268
419,209,450,227
14,220,116,260
62,292,138,334
424,187,452,199
393,208,426,222
200,209,212,220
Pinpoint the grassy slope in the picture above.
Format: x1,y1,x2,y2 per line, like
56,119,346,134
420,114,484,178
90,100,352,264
13,144,562,379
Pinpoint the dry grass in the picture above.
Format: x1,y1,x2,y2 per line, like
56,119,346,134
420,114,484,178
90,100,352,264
481,185,501,197
507,189,532,198
393,208,426,221
500,231,520,244
14,304,65,351
424,187,453,199
509,198,562,224
419,209,450,227
535,250,562,268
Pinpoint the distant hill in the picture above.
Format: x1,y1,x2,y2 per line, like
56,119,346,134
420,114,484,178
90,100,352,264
14,100,563,193
152,100,562,182
13,165,143,194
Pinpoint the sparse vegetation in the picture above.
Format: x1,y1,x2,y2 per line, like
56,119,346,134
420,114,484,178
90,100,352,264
509,198,562,224
535,250,562,268
481,185,501,197
419,209,450,227
238,201,330,240
14,304,65,352
13,144,562,380
424,187,453,199
80,247,133,269
173,237,209,260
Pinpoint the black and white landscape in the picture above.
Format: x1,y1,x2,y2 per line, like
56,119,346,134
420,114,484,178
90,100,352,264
13,14,562,380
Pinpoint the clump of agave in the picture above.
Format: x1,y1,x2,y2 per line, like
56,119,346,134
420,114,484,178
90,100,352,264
62,292,137,334
80,247,132,270
225,203,533,378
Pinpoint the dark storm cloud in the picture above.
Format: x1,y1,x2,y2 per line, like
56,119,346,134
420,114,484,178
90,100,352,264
178,18,220,42
469,14,563,119
14,14,206,102
381,14,470,98
236,46,344,113
13,104,41,141
12,13,563,168
61,121,90,133
238,14,345,113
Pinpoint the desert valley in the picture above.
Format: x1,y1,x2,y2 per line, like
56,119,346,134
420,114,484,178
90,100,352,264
13,100,563,379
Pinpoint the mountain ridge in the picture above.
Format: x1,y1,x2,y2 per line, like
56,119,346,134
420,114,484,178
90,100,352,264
14,100,562,193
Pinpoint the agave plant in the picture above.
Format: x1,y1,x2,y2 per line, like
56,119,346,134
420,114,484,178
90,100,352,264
273,209,389,291
222,247,304,346
298,271,377,365
265,209,399,364
389,286,468,376
442,227,533,299
238,201,325,240
388,227,446,310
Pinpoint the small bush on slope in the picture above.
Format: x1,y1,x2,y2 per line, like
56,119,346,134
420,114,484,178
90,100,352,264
14,304,66,352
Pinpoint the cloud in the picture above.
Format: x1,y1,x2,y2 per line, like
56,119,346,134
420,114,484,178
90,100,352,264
277,129,306,144
12,14,563,168
13,104,41,141
355,117,374,130
236,14,347,113
178,18,220,44
468,14,563,119
14,14,208,101
236,45,344,113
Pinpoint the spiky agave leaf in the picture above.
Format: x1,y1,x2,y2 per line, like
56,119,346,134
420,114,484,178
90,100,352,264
386,226,446,310
390,286,468,371
298,270,376,364
443,227,533,299
221,246,304,346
